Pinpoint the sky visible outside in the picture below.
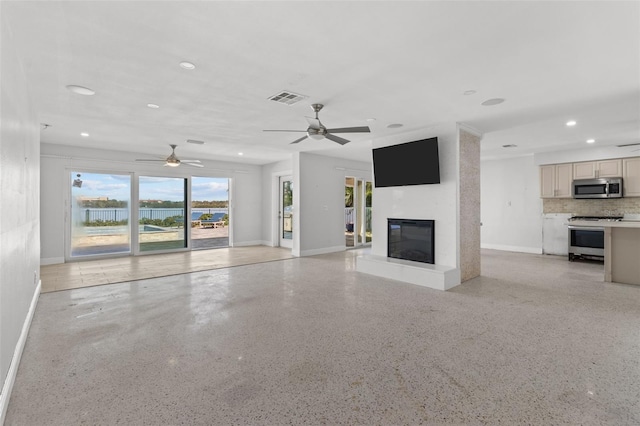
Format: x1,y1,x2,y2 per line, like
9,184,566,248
71,172,228,202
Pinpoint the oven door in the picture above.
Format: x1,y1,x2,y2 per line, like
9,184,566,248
568,226,605,258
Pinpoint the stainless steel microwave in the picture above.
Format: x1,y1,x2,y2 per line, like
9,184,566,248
572,178,623,199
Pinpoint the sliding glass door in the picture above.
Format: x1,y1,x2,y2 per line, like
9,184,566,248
191,176,229,249
68,173,231,259
138,176,187,252
69,171,131,258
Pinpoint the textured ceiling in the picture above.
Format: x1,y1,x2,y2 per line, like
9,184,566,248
4,1,639,164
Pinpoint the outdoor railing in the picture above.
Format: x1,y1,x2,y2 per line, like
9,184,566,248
81,208,228,222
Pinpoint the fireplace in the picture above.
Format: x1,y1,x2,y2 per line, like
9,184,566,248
388,219,435,264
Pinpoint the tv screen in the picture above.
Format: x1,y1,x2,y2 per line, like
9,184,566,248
372,137,440,187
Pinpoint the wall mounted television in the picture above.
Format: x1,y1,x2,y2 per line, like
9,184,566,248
372,137,440,187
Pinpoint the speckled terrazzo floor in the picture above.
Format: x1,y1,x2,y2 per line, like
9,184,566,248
6,249,640,425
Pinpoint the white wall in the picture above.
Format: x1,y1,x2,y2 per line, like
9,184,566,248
40,143,264,262
0,14,41,422
481,155,543,253
371,123,459,268
295,153,372,256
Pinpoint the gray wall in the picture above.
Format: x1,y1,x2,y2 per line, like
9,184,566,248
0,12,41,419
296,153,372,256
480,155,543,253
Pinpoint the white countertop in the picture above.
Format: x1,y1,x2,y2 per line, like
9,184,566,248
568,220,640,228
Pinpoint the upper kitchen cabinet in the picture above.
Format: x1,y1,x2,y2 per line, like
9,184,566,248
540,163,572,198
623,157,640,197
573,159,623,179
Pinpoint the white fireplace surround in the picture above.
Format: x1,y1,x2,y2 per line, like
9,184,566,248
356,254,460,291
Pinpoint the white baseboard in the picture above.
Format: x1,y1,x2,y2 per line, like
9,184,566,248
40,257,64,265
300,245,346,257
481,243,543,255
0,280,41,425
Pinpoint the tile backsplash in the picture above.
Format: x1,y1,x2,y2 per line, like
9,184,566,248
543,198,640,215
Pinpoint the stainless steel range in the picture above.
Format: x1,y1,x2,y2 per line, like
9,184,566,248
567,216,623,261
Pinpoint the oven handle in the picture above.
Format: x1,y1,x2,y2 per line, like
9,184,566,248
567,225,605,232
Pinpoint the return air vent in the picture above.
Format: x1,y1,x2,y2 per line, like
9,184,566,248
268,90,308,105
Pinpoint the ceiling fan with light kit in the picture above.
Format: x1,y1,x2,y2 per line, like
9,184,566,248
135,144,204,168
263,103,371,145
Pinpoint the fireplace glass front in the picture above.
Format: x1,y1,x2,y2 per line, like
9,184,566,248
388,219,435,264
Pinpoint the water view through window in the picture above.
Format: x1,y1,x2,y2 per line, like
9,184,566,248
70,172,131,258
138,176,187,252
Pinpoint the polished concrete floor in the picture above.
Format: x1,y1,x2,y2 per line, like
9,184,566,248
7,249,640,425
41,246,294,293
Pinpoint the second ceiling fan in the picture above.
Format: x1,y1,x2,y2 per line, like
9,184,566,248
263,103,370,145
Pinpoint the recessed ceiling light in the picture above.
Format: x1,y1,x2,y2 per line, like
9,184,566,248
586,139,595,144
238,152,243,156
566,120,577,126
66,85,95,96
179,61,196,70
80,132,89,137
387,123,403,128
463,90,477,96
481,98,505,106
366,118,377,122
502,144,517,148
147,103,160,109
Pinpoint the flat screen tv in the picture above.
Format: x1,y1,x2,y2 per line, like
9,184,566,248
372,137,440,187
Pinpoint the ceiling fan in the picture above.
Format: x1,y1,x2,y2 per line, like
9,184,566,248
135,144,204,168
263,103,370,145
617,142,640,152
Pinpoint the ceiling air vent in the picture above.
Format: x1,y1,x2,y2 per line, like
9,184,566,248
268,90,308,105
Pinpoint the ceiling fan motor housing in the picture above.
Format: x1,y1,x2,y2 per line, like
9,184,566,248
307,126,326,140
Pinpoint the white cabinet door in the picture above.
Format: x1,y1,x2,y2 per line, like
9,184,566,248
540,164,573,198
623,157,640,197
597,159,622,178
540,165,556,198
573,161,596,179
556,163,573,198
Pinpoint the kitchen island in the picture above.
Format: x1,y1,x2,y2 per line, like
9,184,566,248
569,219,640,286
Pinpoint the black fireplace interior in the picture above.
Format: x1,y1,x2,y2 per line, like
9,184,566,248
388,219,435,264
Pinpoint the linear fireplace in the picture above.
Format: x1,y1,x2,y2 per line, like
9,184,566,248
388,219,435,264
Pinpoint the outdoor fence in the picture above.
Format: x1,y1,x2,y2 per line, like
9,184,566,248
82,208,228,222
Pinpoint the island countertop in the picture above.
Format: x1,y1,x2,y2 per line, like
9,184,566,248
567,219,640,228
566,219,640,286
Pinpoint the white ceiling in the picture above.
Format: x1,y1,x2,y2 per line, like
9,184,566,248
4,1,639,165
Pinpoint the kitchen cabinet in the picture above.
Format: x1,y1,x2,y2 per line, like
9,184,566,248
623,157,640,197
573,159,623,179
540,163,572,198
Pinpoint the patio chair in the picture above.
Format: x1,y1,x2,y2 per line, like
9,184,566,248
200,212,226,228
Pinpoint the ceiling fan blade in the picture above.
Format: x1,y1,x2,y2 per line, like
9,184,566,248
290,135,308,144
305,117,321,129
181,159,201,163
326,126,371,134
184,162,205,168
263,129,307,133
135,159,166,162
325,133,350,145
